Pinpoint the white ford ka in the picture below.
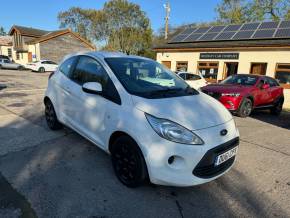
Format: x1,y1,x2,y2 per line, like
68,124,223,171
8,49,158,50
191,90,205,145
44,51,239,187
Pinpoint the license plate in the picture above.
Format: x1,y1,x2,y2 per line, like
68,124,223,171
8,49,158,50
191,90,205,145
215,146,238,166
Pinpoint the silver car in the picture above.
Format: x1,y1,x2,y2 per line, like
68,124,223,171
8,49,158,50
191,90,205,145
0,59,25,70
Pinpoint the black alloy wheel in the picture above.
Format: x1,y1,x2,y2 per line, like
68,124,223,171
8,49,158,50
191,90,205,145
111,136,148,188
237,98,252,118
45,100,62,130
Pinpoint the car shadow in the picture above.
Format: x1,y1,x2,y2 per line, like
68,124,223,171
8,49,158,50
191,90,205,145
0,98,289,217
250,110,290,130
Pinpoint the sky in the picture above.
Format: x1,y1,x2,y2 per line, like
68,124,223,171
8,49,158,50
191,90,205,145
0,0,220,33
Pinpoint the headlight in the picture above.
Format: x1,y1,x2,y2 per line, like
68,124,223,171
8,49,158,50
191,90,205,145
221,93,240,97
145,113,204,145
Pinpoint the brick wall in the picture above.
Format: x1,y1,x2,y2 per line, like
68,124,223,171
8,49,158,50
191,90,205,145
39,33,93,63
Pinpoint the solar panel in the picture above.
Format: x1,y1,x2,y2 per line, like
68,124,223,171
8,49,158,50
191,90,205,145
180,28,197,35
253,29,275,38
259,21,279,29
215,31,236,40
224,24,241,32
233,31,254,39
183,33,203,42
275,28,290,38
198,33,218,41
279,21,290,29
240,23,260,31
208,25,226,33
194,26,211,34
169,34,188,43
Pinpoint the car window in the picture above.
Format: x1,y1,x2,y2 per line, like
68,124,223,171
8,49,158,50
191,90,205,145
257,79,266,88
4,60,10,63
266,77,279,87
222,75,258,86
59,57,77,77
178,73,186,80
187,74,201,81
47,61,57,65
41,61,48,64
70,56,108,86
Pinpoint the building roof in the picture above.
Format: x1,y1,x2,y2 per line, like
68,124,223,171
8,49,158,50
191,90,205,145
154,38,290,51
154,20,290,51
9,25,49,37
26,29,95,50
0,36,12,46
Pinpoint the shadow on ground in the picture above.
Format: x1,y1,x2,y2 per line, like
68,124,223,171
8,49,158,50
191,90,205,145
0,106,289,218
250,110,290,130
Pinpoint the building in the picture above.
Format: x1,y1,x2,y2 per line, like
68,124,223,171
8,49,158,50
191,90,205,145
154,20,290,108
0,36,13,58
7,25,95,65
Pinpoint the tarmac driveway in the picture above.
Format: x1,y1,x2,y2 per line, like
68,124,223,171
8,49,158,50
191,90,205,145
0,70,290,218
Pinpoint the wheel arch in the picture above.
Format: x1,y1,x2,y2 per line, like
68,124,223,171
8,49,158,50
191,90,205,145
108,131,138,154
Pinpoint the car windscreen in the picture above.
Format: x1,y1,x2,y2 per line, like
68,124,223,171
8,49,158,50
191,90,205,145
105,57,198,98
221,75,258,86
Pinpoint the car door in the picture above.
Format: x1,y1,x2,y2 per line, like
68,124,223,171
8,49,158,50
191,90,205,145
2,59,11,69
266,77,282,104
47,61,58,71
52,56,78,123
254,78,272,106
66,55,121,148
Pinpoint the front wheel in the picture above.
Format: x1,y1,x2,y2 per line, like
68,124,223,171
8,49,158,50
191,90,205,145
45,100,62,130
237,98,252,118
111,136,148,188
270,99,283,115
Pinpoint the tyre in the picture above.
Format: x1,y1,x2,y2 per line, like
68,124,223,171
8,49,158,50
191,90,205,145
270,99,283,115
237,98,252,118
38,67,45,73
111,136,148,188
17,66,24,71
44,99,63,130
0,65,2,69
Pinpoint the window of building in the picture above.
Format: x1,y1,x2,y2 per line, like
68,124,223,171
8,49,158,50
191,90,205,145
275,64,290,88
7,48,12,58
250,63,267,75
197,62,219,82
16,52,20,60
176,61,188,72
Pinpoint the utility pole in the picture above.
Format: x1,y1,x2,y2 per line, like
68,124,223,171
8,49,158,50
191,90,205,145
164,1,170,40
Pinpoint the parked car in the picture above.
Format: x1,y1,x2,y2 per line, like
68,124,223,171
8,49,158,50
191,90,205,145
26,60,58,72
0,55,10,61
0,58,25,70
201,74,284,117
177,71,208,89
44,51,239,187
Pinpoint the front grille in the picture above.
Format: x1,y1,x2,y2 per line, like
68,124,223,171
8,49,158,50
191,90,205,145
202,90,221,100
192,137,239,179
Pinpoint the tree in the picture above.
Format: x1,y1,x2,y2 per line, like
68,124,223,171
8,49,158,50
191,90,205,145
247,0,290,21
58,0,153,56
216,0,250,24
0,26,6,36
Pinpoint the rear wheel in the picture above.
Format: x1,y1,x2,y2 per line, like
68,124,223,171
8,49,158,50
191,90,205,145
111,136,148,188
38,67,45,73
270,99,283,115
17,66,24,71
45,99,62,130
237,98,252,118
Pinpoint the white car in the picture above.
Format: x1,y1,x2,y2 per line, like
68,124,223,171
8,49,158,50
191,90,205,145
177,71,208,90
26,60,58,72
44,52,239,187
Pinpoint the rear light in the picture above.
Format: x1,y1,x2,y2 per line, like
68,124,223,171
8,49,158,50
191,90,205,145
48,71,55,80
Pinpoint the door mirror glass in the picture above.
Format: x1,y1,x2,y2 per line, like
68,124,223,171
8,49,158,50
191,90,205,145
82,82,102,94
261,83,270,89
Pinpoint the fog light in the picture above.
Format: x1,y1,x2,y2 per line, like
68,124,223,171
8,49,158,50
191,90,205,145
168,156,175,164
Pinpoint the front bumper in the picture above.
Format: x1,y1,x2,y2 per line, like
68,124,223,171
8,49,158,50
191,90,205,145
140,119,239,187
219,96,243,111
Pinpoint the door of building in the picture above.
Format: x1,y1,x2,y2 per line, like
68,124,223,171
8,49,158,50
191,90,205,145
161,61,171,70
223,62,238,79
28,52,32,62
250,63,267,75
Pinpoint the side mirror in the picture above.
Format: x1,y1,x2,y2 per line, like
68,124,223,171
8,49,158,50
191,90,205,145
82,82,102,94
261,84,270,89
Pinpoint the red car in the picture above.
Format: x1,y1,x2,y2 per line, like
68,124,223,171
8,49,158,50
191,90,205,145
201,74,284,117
